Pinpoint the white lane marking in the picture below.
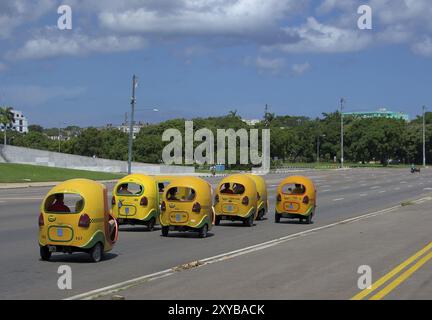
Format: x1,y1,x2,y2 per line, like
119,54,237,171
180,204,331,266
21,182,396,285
65,195,432,301
333,198,344,201
359,194,367,197
370,186,380,190
408,185,413,188
400,181,407,184
394,187,401,191
379,190,386,193
424,188,432,191
321,189,331,193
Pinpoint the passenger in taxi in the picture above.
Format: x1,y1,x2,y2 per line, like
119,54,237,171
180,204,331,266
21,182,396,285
47,194,71,213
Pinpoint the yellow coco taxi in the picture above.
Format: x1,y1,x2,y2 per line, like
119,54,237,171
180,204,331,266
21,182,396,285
214,174,258,227
245,173,268,221
38,179,118,262
111,174,163,231
275,176,317,224
159,176,214,238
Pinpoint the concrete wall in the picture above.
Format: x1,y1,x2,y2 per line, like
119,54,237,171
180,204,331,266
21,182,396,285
0,145,195,175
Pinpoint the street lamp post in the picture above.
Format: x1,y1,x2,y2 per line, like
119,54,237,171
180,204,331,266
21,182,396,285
340,98,345,168
423,105,427,167
127,75,138,175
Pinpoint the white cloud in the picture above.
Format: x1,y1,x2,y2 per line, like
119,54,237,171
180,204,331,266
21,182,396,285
292,62,310,75
412,37,432,57
266,17,372,53
6,30,147,60
98,0,298,36
0,0,56,38
0,62,7,72
245,56,286,74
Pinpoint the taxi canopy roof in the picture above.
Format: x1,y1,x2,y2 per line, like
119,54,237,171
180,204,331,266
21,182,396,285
278,176,316,194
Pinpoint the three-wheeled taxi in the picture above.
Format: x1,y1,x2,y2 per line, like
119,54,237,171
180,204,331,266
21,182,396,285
38,179,118,262
245,173,268,220
275,176,316,224
111,174,161,230
214,174,258,227
159,176,214,238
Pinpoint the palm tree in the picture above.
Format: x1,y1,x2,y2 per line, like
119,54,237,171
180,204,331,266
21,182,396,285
0,106,15,145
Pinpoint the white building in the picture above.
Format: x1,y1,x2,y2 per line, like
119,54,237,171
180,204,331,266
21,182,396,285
117,121,147,139
242,119,261,126
0,109,29,134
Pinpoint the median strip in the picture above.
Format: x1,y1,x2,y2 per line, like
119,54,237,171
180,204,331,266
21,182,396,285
351,240,432,300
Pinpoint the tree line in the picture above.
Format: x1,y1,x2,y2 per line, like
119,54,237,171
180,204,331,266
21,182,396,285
2,108,431,167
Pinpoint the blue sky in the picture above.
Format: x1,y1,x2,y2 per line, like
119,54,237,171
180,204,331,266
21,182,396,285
0,0,431,127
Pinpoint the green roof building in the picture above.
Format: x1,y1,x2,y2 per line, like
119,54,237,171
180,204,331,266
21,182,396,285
343,108,409,121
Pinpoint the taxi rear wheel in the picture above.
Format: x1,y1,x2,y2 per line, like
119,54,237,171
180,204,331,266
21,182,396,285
89,243,104,263
40,246,51,261
215,216,221,226
305,213,313,224
147,217,156,231
275,213,281,223
244,214,254,227
161,226,169,237
199,224,208,238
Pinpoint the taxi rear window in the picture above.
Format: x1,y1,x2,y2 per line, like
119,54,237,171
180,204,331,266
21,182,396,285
282,184,306,195
166,187,196,202
44,193,84,214
219,183,245,195
116,183,143,196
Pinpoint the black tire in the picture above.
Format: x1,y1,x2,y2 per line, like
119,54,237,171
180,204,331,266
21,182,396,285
244,214,254,227
215,216,221,226
275,213,281,223
305,213,312,225
161,226,169,237
89,243,104,263
40,246,51,261
198,224,208,238
147,217,156,231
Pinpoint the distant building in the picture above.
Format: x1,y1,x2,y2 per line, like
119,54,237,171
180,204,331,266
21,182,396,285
242,119,261,126
343,108,409,121
117,121,147,139
0,109,29,133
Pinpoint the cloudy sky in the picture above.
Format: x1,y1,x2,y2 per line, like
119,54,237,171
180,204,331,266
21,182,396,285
0,0,431,126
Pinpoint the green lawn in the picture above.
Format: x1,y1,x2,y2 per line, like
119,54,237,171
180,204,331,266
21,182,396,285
0,163,125,183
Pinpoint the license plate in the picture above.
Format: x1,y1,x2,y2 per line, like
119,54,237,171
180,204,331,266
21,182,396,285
125,207,129,214
176,214,181,222
226,205,233,212
289,204,294,209
57,228,63,237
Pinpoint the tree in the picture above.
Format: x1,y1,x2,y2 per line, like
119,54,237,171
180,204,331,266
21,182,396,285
0,106,15,145
28,125,44,133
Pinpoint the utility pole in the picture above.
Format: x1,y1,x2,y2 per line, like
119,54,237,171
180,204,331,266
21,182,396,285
423,105,427,167
340,98,345,168
127,75,137,174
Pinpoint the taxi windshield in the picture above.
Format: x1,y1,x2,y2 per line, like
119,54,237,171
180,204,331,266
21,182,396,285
166,187,196,202
220,182,245,195
282,183,306,195
116,183,143,196
44,193,84,214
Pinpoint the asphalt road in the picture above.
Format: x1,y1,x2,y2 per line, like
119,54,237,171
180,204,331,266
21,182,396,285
0,168,431,299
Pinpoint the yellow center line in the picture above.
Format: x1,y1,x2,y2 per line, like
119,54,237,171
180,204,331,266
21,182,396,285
370,250,432,300
351,241,432,300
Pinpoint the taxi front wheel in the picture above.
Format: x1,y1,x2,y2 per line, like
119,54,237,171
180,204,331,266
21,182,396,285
89,243,104,263
275,213,281,223
199,224,208,238
40,246,51,261
215,216,221,226
244,214,254,227
161,226,169,237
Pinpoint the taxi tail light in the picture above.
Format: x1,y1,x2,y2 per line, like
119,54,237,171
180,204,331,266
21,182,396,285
192,202,201,213
78,213,90,228
38,213,44,227
111,196,115,206
277,194,282,202
214,194,219,203
303,196,309,204
161,201,166,212
242,196,249,206
140,196,148,206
